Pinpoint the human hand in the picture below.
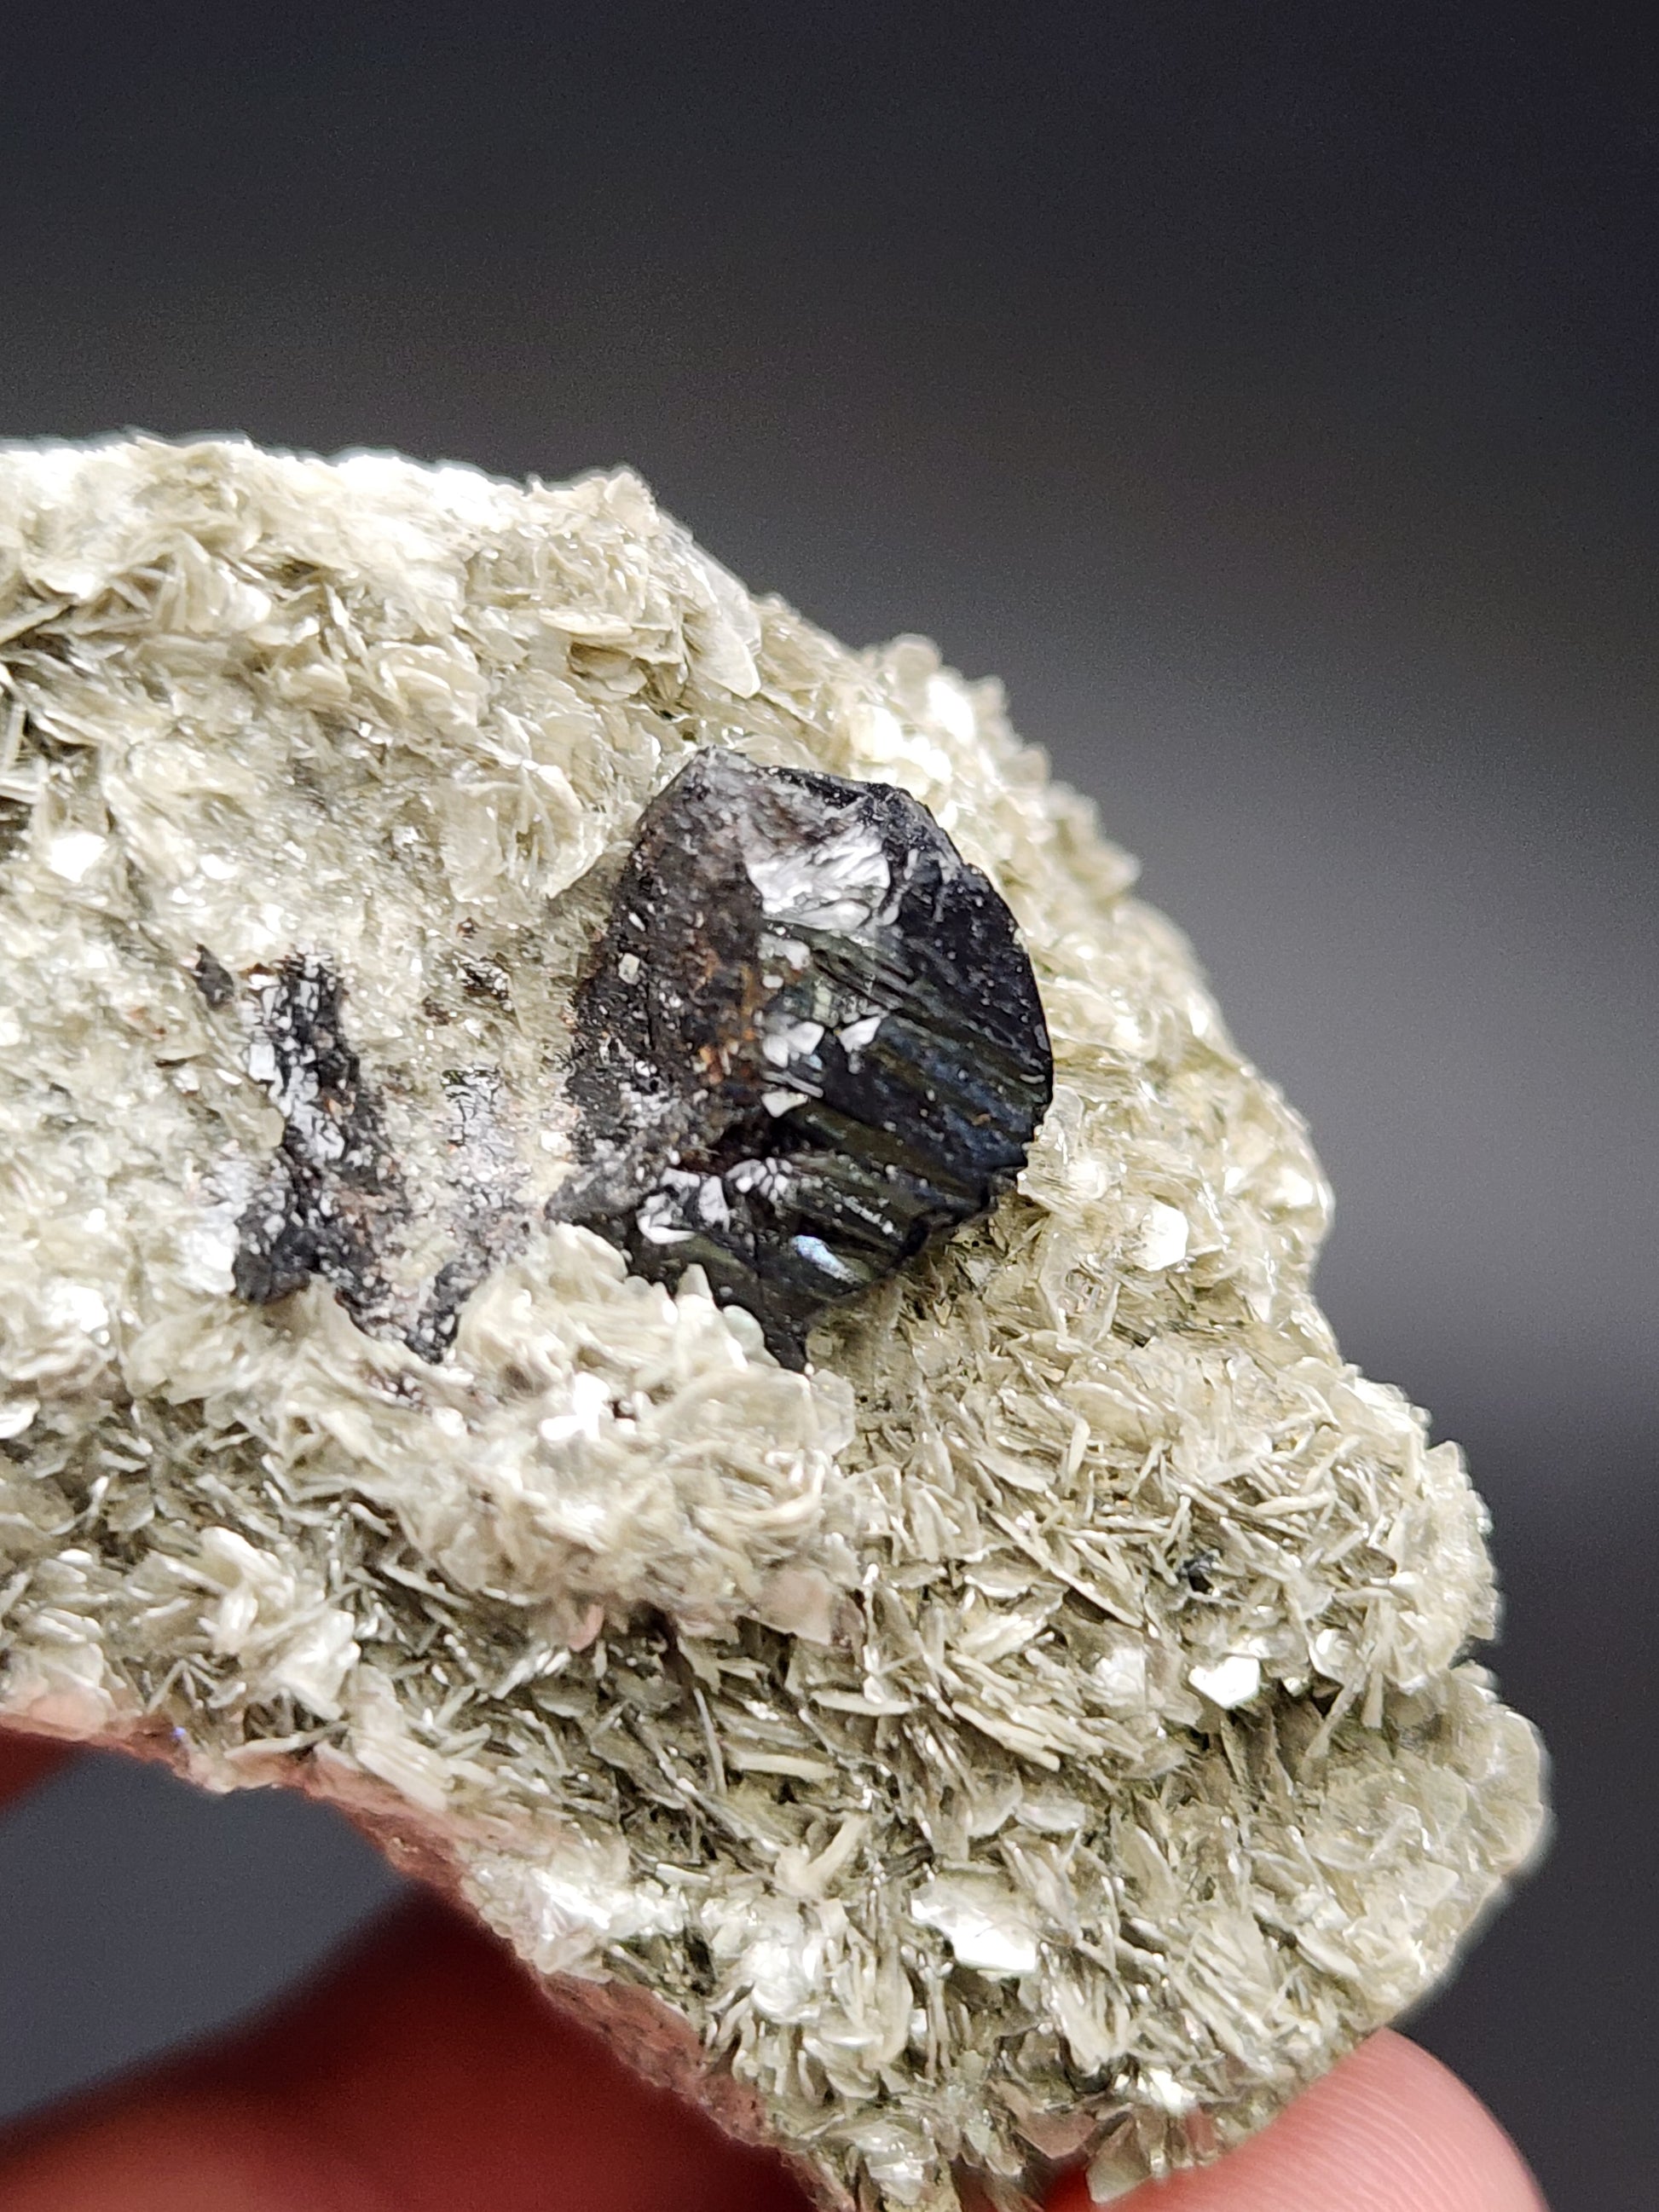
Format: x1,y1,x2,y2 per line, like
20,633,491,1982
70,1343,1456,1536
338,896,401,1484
0,1738,1543,2211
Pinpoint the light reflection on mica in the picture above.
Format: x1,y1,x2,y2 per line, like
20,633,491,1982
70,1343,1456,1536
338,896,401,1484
0,438,1544,2212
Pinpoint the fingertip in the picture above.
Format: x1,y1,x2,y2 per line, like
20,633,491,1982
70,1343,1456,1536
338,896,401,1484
0,1732,71,1811
0,2090,385,2211
0,1899,808,2212
1048,2034,1543,2212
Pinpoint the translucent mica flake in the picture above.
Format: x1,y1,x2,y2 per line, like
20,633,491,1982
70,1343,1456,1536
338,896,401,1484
0,438,1546,2212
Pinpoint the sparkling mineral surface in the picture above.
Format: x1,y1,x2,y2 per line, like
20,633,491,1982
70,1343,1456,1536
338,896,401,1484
0,438,1546,2212
558,747,1055,1364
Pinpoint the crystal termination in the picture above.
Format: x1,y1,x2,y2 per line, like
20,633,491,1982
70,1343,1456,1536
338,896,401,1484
558,748,1055,1364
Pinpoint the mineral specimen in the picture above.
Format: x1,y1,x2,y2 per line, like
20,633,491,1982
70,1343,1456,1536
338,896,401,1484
558,747,1055,1363
0,438,1546,2212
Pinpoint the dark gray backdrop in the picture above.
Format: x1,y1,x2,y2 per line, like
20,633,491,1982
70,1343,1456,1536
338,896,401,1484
0,9,1652,2206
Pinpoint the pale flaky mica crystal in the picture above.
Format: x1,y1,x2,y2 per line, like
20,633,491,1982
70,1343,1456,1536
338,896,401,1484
0,440,1544,2209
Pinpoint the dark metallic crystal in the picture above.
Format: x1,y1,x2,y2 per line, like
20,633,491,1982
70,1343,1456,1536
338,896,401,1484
233,956,405,1325
231,960,526,1358
556,748,1053,1364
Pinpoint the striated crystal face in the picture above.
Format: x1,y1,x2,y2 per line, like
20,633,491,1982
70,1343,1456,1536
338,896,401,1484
557,749,1055,1363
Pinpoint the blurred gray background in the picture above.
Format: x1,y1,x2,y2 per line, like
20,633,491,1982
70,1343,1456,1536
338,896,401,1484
0,7,1652,2206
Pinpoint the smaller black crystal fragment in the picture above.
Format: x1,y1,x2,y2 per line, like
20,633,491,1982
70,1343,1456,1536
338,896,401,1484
230,962,530,1358
233,956,402,1322
555,748,1054,1364
189,944,236,1009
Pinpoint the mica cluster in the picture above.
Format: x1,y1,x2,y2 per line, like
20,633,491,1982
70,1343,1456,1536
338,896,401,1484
0,438,1545,2211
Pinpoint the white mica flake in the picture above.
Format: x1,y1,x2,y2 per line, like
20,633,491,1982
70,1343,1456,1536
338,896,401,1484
746,820,891,929
925,670,980,747
44,1282,109,1336
465,1831,685,1983
743,1903,823,2023
345,1669,451,1812
175,1209,240,1296
848,2122,931,2207
1090,1643,1149,1712
0,1398,38,1440
1132,1200,1189,1271
1273,1164,1321,1210
1188,1654,1263,1709
197,1528,359,1722
636,1190,694,1243
3,1643,118,1737
536,1368,611,1447
911,1874,1041,1975
762,1015,824,1066
44,829,107,882
1141,2065,1199,2117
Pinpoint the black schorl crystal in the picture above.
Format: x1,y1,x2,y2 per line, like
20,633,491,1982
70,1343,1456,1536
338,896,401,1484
556,748,1054,1365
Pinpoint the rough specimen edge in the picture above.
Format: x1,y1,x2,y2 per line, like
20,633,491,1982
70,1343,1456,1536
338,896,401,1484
0,437,1547,2212
21,1720,801,2192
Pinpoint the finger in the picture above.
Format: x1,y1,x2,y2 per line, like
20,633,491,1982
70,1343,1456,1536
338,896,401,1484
0,1899,1542,2212
0,2094,384,2212
0,1732,70,1811
1049,2031,1543,2212
0,1895,808,2212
